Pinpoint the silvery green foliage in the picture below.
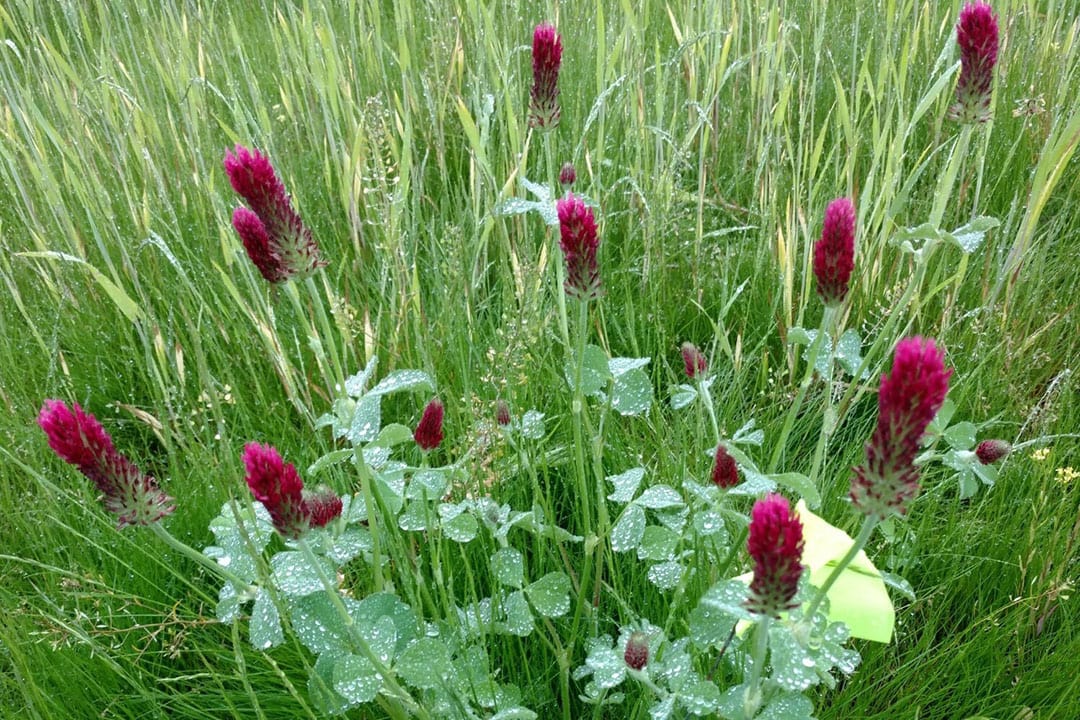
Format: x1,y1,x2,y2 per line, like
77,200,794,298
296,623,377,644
786,327,869,382
924,398,999,499
575,624,721,717
692,579,860,719
892,215,1000,256
565,344,654,416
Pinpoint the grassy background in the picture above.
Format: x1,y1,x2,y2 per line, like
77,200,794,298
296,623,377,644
1,0,1078,717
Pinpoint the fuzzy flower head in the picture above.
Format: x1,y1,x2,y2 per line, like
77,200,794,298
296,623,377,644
623,631,650,671
975,439,1011,465
556,193,601,299
528,23,562,129
559,162,576,190
242,443,342,539
813,197,856,306
711,444,740,489
949,2,999,123
224,145,325,283
496,399,512,427
745,494,805,617
38,400,175,528
414,398,445,451
851,337,952,519
680,342,708,380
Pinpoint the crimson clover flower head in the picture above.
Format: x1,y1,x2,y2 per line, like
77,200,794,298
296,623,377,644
975,439,1011,465
746,493,805,617
224,145,325,282
680,342,708,380
496,399,512,427
242,442,341,539
414,398,445,451
623,631,650,671
529,23,562,129
559,162,577,190
711,444,740,489
949,2,999,123
556,193,602,300
38,400,175,528
813,197,856,306
851,337,952,519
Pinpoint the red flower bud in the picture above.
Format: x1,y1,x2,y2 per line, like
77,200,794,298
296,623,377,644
528,24,562,129
975,439,1011,464
623,631,649,670
813,197,856,306
680,342,708,380
559,162,576,189
242,443,341,539
414,398,445,451
496,400,512,427
949,2,999,123
556,194,602,300
711,445,739,489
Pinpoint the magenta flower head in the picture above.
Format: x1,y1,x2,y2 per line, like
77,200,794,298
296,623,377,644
949,2,999,123
528,23,562,129
813,197,856,307
623,631,650,671
851,337,952,519
680,342,708,380
242,442,341,539
559,162,576,190
745,493,805,617
556,193,601,299
975,439,1011,464
38,400,175,528
223,145,326,283
414,398,445,451
711,444,740,489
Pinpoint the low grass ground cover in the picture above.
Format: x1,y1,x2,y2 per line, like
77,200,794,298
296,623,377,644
1,0,1078,718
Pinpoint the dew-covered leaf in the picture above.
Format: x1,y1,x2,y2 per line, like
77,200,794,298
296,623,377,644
732,418,765,446
611,503,646,552
944,421,977,450
368,369,434,397
881,571,916,601
648,560,684,590
612,368,653,415
635,485,684,509
670,383,698,410
344,356,379,397
271,551,334,598
374,422,414,448
332,653,382,704
307,448,355,477
678,679,722,716
405,469,448,500
836,328,869,379
519,410,545,439
610,356,651,375
608,467,646,503
769,472,821,508
396,637,451,689
348,395,381,444
526,572,571,617
290,593,358,655
585,642,626,689
565,344,611,396
503,590,535,636
491,548,525,588
638,525,679,561
249,587,284,650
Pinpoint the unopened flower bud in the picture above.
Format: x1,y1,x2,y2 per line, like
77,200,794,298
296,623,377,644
975,439,1011,464
496,400,512,427
711,445,739,489
559,162,576,190
680,342,707,380
414,398,445,451
624,631,649,670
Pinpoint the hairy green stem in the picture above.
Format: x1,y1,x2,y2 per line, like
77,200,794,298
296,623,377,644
805,515,878,620
743,615,772,718
150,522,251,592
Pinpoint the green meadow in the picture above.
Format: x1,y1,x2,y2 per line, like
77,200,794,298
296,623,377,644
1,0,1078,717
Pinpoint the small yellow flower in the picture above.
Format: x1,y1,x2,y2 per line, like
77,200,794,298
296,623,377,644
1055,467,1078,485
1031,448,1050,462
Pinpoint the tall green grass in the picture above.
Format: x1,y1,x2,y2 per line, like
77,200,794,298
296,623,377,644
1,0,1077,717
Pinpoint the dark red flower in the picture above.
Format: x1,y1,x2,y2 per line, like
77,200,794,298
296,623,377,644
414,398,445,451
975,439,1011,464
711,445,739,489
242,442,341,538
813,197,856,306
496,400,512,427
851,337,952,519
623,631,649,670
224,145,325,282
556,194,601,299
38,400,175,528
559,162,576,190
680,342,707,380
528,23,562,129
746,494,804,617
949,2,999,123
